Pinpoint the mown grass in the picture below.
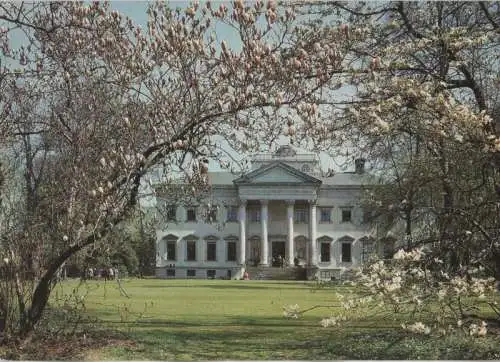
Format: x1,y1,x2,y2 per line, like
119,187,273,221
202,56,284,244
46,278,500,360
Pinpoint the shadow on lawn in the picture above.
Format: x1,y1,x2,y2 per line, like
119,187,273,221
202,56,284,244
119,326,417,360
138,283,305,291
105,315,313,328
117,325,500,360
100,313,410,333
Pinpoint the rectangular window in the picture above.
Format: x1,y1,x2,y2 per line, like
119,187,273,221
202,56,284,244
342,209,352,223
207,241,217,261
320,208,331,223
362,240,375,262
187,269,196,277
227,241,237,261
167,205,176,222
227,206,238,222
294,209,307,223
186,240,196,261
249,209,261,222
342,242,352,262
166,240,176,261
320,242,331,262
207,270,216,279
187,208,196,222
166,269,175,277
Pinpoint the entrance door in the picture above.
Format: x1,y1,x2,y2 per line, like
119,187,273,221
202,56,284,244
250,237,260,266
272,241,286,267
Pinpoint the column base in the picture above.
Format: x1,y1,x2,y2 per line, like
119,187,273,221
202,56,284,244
259,263,269,267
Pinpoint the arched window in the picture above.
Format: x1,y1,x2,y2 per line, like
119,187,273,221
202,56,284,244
317,236,333,263
338,236,354,263
204,235,218,261
162,234,178,261
224,235,238,262
359,236,375,262
184,234,198,261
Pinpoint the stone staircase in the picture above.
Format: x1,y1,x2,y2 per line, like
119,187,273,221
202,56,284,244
244,266,307,280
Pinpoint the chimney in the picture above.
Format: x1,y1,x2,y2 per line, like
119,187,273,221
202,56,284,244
355,158,366,174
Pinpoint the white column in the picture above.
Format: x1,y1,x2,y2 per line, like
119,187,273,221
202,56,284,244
286,200,295,265
260,200,269,266
177,239,183,264
239,200,247,265
309,200,317,266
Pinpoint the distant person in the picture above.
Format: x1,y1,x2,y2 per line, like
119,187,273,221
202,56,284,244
243,271,250,280
293,257,299,267
278,255,283,269
108,267,114,281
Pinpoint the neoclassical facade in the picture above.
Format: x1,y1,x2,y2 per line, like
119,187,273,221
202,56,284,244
154,146,376,280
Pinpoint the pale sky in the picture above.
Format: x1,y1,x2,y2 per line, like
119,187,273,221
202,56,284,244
3,1,356,174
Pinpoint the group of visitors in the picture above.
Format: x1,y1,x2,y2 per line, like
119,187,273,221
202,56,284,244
272,255,287,268
85,267,119,280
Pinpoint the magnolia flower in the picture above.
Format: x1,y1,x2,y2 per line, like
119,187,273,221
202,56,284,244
283,304,300,319
406,322,431,335
63,235,69,242
437,289,447,300
375,116,390,132
477,321,487,336
320,317,338,327
221,40,228,54
393,249,406,260
268,10,277,24
371,56,381,69
234,0,244,10
339,24,348,36
3,258,9,264
267,0,276,11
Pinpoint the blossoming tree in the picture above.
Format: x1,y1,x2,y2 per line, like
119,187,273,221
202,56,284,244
285,1,499,336
0,0,498,342
0,0,360,340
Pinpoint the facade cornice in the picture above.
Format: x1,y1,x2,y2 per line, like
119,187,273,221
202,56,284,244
234,161,322,185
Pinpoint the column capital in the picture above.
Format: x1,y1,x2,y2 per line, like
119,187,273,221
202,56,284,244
260,199,269,206
285,199,295,206
239,199,247,206
308,199,318,206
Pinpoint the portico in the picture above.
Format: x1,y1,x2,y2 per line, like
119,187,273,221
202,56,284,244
234,161,322,268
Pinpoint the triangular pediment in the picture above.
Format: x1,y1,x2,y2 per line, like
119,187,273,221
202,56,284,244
234,162,321,185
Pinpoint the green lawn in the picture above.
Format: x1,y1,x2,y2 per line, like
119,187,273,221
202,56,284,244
45,279,500,360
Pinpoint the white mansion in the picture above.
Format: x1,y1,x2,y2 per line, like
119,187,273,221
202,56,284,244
153,145,377,280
